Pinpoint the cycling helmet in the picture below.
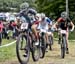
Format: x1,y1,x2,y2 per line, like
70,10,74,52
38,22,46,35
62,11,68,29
20,2,29,10
61,11,67,19
35,13,41,20
36,13,41,17
41,13,46,19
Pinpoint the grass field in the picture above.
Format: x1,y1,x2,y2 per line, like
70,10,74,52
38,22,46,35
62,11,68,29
0,39,16,62
0,38,75,64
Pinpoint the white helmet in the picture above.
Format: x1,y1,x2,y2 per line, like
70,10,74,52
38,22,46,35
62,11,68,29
41,13,45,19
36,13,41,17
20,2,29,10
61,11,67,19
35,13,41,21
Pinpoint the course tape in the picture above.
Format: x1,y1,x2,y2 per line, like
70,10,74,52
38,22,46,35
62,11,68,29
0,38,74,48
54,38,75,42
0,40,16,48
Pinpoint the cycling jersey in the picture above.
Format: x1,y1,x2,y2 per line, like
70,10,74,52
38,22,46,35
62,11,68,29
19,8,36,24
57,17,71,30
18,8,37,29
37,17,52,30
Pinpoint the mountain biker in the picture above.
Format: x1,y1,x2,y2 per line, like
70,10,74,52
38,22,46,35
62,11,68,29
37,13,53,51
53,11,74,54
19,2,37,28
31,13,41,43
16,2,37,57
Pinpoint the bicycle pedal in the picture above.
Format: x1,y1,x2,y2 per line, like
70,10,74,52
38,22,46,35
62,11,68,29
66,51,69,54
23,54,27,57
66,48,69,54
20,48,24,50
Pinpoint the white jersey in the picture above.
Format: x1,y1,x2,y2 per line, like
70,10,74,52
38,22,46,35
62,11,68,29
37,17,52,33
37,17,50,31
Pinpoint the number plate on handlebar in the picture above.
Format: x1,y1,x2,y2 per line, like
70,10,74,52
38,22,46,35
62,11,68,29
21,23,28,29
60,30,66,34
40,29,47,33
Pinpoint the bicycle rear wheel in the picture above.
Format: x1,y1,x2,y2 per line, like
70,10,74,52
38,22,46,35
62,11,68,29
48,36,53,50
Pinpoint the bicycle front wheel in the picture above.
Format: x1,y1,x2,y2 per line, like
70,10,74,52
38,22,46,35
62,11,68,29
16,34,30,64
40,35,46,58
61,35,66,58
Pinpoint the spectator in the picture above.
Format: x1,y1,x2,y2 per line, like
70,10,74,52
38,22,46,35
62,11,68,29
0,20,4,46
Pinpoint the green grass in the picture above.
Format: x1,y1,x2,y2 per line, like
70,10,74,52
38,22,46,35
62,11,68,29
69,30,75,40
2,39,14,45
0,39,16,62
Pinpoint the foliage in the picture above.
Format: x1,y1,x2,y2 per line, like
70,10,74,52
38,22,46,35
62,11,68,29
0,0,36,12
35,0,75,21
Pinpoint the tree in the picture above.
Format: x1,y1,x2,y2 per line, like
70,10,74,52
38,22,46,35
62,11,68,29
0,0,36,12
35,0,75,20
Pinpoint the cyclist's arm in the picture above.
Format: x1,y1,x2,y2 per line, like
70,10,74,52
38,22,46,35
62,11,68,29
46,17,52,28
68,17,74,31
52,17,62,30
52,21,58,30
70,21,74,31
